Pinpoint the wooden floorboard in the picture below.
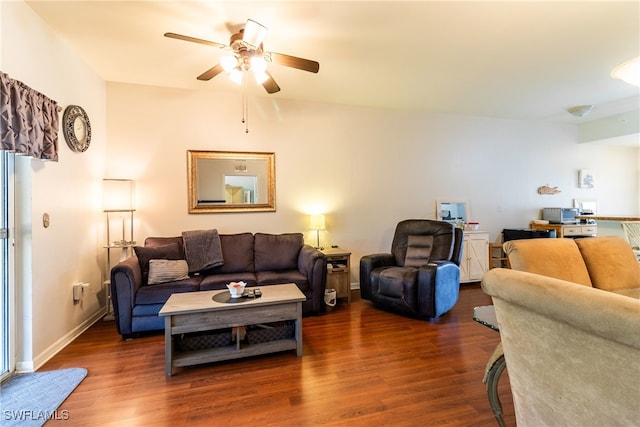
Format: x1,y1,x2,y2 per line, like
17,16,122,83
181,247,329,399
41,284,514,426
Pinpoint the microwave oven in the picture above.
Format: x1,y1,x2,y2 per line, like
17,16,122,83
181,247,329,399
542,208,579,224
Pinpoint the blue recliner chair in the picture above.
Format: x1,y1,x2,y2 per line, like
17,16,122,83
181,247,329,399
360,219,464,318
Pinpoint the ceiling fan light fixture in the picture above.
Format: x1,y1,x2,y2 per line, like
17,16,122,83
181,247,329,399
611,57,640,87
243,19,268,49
220,54,237,72
253,69,269,85
250,56,267,73
567,105,595,118
229,69,244,85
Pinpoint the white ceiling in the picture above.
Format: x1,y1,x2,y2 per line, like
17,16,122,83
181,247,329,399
25,1,640,127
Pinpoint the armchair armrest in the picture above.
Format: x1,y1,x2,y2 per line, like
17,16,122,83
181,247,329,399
298,245,327,315
110,255,142,337
417,260,460,318
360,253,396,300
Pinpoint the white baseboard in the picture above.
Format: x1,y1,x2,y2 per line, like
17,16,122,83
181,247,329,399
16,360,34,373
350,282,360,290
31,308,107,371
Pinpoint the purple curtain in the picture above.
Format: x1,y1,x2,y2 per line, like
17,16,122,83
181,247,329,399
0,71,59,161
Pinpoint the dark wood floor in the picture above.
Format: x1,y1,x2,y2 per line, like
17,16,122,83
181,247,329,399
42,284,514,426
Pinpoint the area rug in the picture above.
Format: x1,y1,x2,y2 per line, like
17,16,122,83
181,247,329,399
0,367,87,427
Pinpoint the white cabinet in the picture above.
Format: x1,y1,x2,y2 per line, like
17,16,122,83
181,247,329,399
460,231,489,283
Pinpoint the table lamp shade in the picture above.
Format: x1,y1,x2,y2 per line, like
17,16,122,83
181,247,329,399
103,179,135,211
309,214,326,231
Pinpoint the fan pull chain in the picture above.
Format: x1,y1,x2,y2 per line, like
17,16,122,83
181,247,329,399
243,93,249,134
241,77,249,133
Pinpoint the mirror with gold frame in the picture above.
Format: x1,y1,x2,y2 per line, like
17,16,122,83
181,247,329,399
187,150,276,213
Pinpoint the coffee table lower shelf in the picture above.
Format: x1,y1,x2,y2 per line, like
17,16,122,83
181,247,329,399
172,338,298,368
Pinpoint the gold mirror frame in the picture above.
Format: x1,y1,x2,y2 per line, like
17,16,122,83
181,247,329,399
187,150,276,213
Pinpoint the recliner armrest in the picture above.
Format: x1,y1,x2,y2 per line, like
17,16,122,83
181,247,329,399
417,260,460,318
360,253,396,270
360,253,396,300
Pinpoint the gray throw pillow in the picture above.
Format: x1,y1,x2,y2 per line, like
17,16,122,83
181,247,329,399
147,259,190,285
134,243,182,284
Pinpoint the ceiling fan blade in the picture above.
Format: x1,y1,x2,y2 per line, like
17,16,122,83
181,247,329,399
262,71,281,94
265,52,319,73
164,32,226,49
243,19,268,49
197,64,225,81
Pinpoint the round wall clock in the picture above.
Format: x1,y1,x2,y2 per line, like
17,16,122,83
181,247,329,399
62,105,91,152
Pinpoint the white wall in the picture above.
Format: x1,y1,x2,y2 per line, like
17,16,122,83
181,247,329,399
1,1,107,370
106,83,639,285
2,1,638,370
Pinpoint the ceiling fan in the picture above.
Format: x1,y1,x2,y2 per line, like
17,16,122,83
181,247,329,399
165,19,320,94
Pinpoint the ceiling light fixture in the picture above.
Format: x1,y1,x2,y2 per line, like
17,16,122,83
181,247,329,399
241,19,268,49
611,57,640,87
567,105,595,118
220,55,237,72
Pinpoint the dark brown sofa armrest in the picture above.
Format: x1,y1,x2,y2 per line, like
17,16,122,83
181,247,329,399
110,255,142,338
298,245,327,315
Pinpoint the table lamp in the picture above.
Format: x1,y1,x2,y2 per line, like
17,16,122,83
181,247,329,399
309,214,325,250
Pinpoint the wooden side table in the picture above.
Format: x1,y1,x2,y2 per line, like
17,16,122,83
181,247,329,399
321,247,352,303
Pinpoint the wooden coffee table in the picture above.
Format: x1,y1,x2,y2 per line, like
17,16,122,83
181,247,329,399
159,283,306,377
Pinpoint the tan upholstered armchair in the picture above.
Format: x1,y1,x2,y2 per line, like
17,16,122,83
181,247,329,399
360,219,464,318
481,236,640,426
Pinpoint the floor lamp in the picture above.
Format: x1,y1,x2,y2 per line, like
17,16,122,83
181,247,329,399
103,179,136,320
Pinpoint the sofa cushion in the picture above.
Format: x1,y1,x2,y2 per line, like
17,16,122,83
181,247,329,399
378,267,418,298
575,236,640,292
204,233,255,274
144,236,185,259
255,270,307,288
254,233,303,271
503,238,593,287
199,272,258,291
612,288,640,299
134,276,202,305
134,243,183,285
132,303,164,317
147,259,190,285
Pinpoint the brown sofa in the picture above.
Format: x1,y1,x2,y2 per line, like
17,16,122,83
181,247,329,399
111,232,327,339
481,236,640,426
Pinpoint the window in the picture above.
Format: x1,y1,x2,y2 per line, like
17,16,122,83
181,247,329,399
0,151,15,382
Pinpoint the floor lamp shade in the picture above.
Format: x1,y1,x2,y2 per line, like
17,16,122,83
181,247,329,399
103,179,135,211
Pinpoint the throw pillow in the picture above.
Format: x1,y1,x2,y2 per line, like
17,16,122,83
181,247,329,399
134,243,182,284
147,259,190,285
254,233,303,271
